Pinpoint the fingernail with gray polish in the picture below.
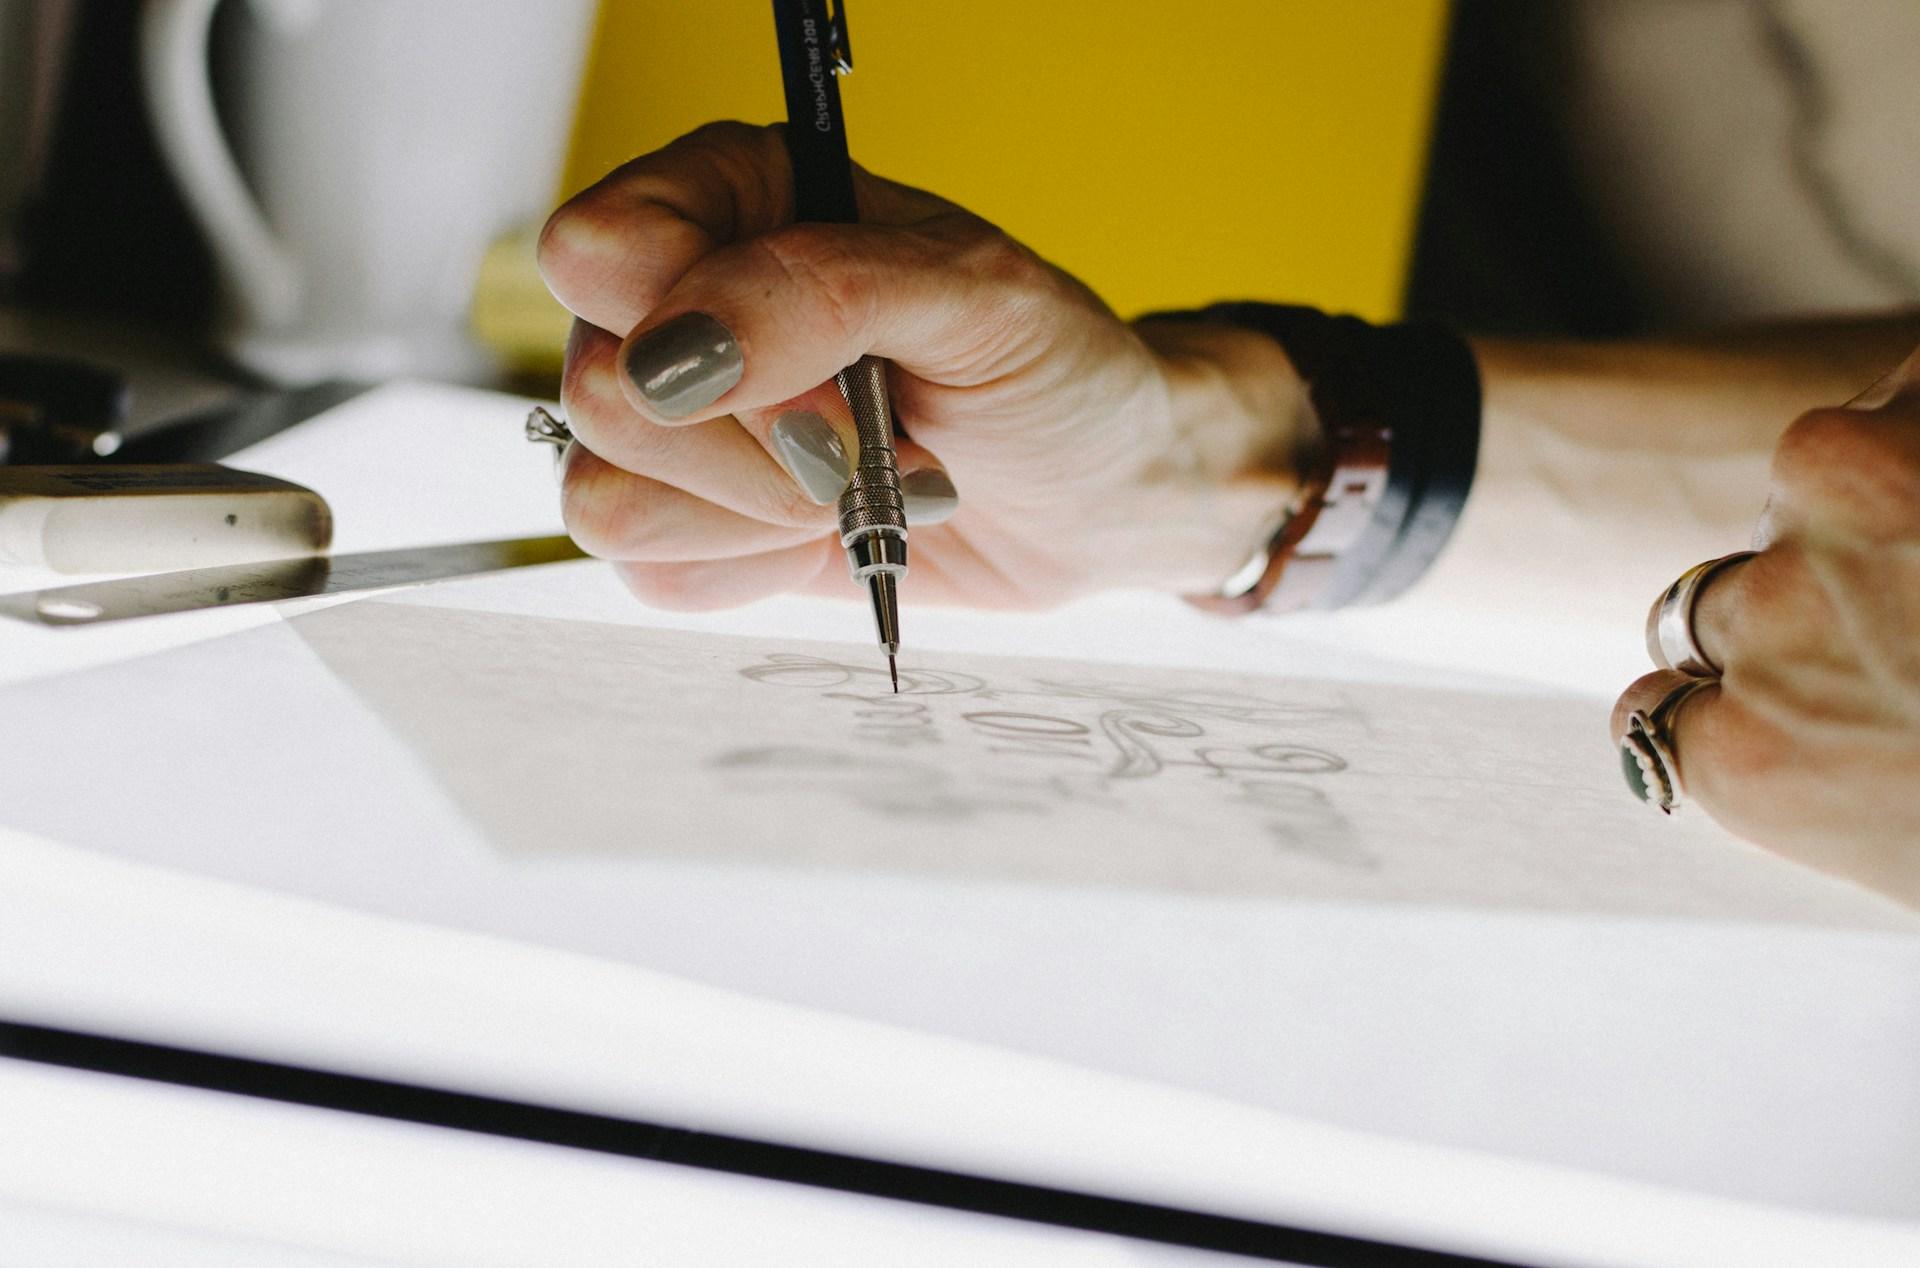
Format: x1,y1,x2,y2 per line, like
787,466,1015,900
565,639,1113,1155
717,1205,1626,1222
769,410,851,504
623,312,743,419
902,467,959,525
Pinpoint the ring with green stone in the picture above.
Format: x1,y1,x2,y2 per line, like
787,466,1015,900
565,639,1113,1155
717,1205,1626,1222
1621,677,1718,815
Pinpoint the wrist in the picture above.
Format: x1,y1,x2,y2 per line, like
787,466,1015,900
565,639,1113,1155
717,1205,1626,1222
1120,318,1321,593
1147,303,1483,613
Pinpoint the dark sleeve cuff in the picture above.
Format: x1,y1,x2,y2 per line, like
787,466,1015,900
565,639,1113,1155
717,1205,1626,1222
1155,302,1482,609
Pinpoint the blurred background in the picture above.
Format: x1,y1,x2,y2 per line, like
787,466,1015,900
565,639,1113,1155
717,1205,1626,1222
3,0,1916,453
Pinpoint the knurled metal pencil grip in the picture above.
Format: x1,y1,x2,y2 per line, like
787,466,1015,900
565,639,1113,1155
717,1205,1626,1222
834,354,905,678
835,355,908,572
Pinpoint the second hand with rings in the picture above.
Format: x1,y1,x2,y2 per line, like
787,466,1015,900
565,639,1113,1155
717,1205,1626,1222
1625,549,1759,814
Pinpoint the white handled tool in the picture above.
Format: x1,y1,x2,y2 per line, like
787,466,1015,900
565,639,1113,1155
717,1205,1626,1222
0,464,331,573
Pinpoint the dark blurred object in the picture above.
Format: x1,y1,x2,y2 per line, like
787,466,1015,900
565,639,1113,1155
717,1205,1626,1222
0,0,80,298
108,379,370,463
0,349,365,467
0,2,244,450
0,352,127,463
9,0,215,326
1404,0,1649,339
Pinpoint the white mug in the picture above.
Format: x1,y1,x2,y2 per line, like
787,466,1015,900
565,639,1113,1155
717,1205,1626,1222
140,0,596,384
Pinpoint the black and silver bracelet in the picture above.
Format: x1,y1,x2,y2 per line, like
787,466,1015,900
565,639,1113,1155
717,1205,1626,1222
1148,302,1482,614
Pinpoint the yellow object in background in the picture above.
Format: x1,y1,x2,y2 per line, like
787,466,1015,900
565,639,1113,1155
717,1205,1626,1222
470,224,572,375
479,2,1450,372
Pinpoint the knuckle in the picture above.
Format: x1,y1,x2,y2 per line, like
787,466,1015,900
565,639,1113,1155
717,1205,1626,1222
933,215,1056,313
955,216,1079,326
669,121,788,226
557,348,596,419
536,201,619,300
752,224,875,342
1718,544,1813,642
560,462,645,559
539,192,712,323
931,217,1064,369
558,350,627,445
1774,407,1920,536
673,121,766,200
953,217,1045,288
677,119,767,155
1773,407,1879,494
754,475,835,531
672,121,768,205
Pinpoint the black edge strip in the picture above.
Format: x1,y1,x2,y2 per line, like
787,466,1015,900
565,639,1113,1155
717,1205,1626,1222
0,1018,1528,1267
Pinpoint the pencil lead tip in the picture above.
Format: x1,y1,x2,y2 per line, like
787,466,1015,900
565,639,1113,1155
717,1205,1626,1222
889,653,899,693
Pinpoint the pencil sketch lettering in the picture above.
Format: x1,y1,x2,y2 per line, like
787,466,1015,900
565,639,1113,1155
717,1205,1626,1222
726,653,1370,866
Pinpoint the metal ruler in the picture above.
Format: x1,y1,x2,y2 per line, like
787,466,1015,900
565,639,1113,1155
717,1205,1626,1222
2,535,586,626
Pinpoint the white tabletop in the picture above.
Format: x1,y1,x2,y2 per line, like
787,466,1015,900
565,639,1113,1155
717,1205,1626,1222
4,383,1917,1267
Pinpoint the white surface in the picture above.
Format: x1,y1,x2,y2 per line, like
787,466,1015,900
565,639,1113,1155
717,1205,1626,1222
2,614,1918,1226
4,382,1919,1264
0,1062,1145,1268
4,828,1919,1268
0,382,566,685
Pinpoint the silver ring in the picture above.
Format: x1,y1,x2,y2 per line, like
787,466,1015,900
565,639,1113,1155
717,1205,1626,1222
525,406,574,478
1620,677,1717,814
1645,550,1757,677
524,406,574,450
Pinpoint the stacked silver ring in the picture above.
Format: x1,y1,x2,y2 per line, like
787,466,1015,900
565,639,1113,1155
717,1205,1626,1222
525,406,575,478
1625,549,1757,813
525,406,573,450
1646,551,1755,676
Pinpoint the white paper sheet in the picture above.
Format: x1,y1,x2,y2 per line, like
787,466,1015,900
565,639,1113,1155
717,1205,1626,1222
280,598,1898,918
